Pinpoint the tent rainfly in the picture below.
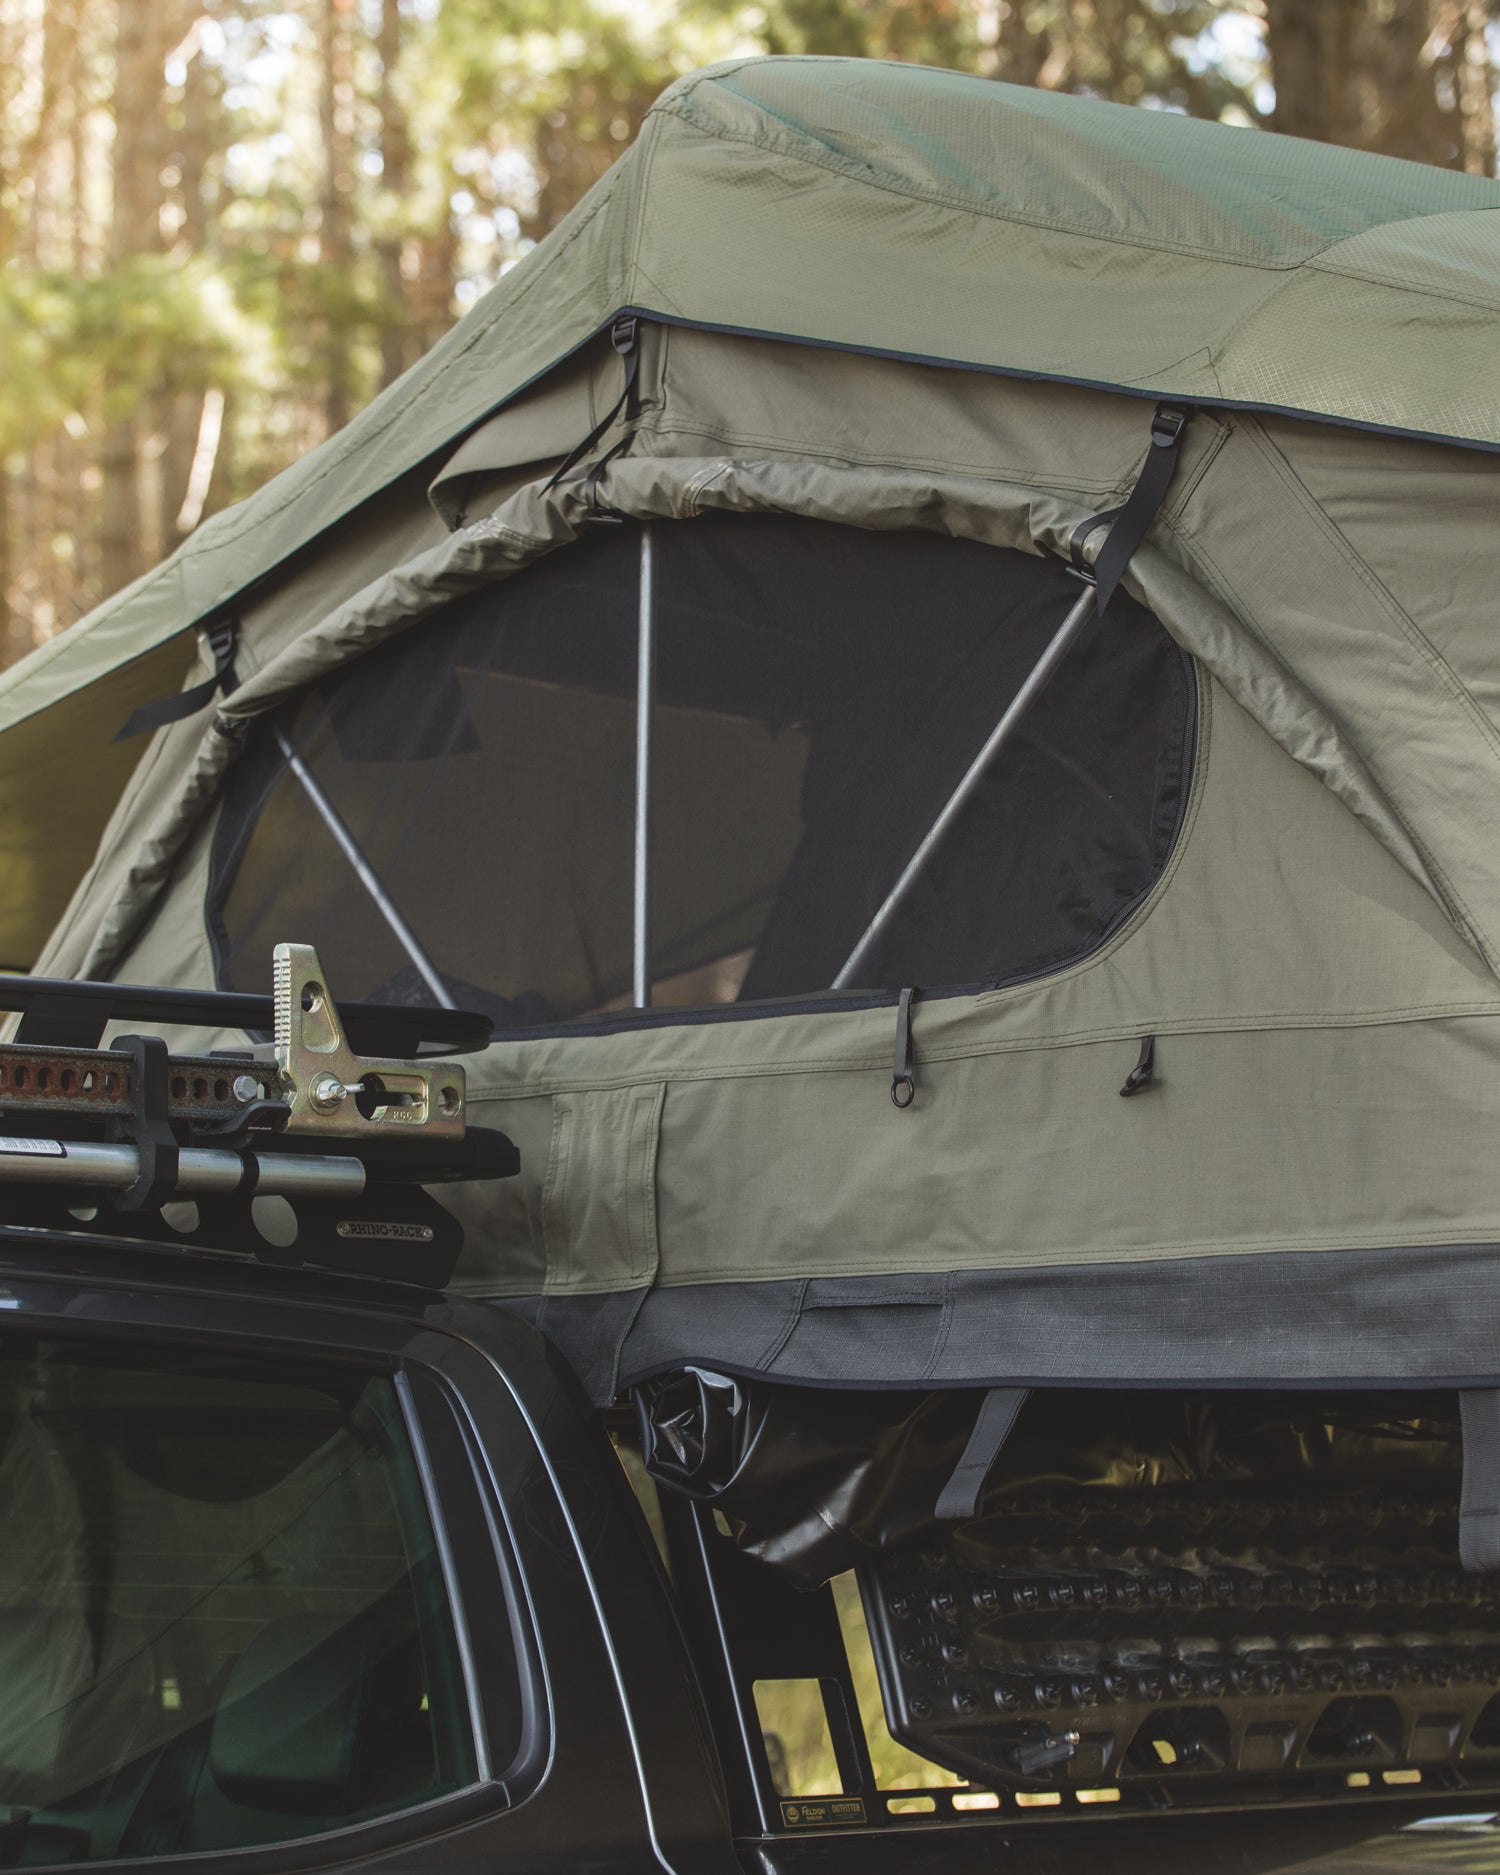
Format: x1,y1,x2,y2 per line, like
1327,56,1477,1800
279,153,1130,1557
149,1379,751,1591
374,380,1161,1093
6,56,1500,1413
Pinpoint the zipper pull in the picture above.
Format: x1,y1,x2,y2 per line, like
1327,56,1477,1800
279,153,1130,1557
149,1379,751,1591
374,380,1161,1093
1119,1034,1156,1097
891,986,918,1109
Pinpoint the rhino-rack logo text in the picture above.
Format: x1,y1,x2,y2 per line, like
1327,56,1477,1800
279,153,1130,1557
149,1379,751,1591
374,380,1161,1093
335,1221,435,1243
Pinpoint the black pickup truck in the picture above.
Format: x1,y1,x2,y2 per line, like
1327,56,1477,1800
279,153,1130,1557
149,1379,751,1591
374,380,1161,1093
1,1235,1497,1875
1,957,1499,1874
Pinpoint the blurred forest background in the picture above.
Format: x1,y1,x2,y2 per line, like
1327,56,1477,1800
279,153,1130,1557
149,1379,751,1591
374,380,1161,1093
0,0,1496,668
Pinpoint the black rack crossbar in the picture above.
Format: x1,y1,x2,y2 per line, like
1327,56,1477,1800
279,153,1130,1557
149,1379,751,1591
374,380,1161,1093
0,974,491,1056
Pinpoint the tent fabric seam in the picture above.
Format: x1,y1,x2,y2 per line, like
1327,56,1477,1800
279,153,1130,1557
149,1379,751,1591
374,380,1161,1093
1307,259,1500,314
625,113,662,311
1151,502,1444,900
649,95,1300,271
463,1007,1500,1102
1158,481,1482,960
1307,211,1500,311
1247,419,1500,763
630,309,1500,455
1241,424,1500,937
648,86,1489,276
635,407,1134,494
654,1223,1500,1287
630,257,690,319
1151,501,1447,901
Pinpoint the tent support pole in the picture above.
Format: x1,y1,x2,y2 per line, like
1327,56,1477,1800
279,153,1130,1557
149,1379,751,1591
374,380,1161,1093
272,726,456,1011
633,524,655,1008
832,583,1098,990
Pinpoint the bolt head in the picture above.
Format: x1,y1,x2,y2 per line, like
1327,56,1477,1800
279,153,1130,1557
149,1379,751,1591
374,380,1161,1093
310,1073,346,1112
231,1074,261,1105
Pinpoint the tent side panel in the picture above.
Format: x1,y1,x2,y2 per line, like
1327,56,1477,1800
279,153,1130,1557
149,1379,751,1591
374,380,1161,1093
449,678,1500,1300
0,634,194,968
32,466,454,982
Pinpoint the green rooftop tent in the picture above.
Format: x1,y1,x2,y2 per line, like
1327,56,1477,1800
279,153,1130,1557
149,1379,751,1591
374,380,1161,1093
7,56,1500,1408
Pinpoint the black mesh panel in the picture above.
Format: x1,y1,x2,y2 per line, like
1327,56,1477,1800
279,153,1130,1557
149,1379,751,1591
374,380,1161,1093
208,515,1193,1027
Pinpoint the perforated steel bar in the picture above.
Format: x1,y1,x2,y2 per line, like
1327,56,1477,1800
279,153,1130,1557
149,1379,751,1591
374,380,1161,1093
633,524,656,1009
833,584,1099,990
272,726,456,1010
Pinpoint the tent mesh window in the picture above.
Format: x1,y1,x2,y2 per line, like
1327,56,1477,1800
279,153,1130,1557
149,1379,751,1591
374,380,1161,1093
206,515,1195,1029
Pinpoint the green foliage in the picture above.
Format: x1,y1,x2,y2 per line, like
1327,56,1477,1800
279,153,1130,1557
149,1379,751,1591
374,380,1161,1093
0,256,264,453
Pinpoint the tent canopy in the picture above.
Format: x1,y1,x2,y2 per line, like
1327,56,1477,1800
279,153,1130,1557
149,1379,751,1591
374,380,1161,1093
9,60,1500,1404
4,56,1500,964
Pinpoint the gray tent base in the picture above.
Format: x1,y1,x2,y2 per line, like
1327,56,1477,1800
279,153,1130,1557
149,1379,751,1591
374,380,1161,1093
514,1244,1500,1402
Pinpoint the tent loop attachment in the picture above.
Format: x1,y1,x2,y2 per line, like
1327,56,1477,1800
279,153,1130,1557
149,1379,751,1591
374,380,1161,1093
583,433,636,523
891,985,919,1108
1067,510,1117,582
1069,406,1189,598
1119,1033,1157,1097
113,613,240,743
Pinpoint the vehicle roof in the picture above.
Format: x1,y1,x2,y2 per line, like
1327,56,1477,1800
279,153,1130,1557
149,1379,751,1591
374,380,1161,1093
0,1223,452,1322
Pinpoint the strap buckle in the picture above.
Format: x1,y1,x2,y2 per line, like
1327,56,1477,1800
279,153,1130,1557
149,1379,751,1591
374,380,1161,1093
1151,405,1189,447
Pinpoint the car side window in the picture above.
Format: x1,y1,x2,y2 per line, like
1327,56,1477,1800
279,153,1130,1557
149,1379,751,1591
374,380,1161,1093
0,1336,478,1864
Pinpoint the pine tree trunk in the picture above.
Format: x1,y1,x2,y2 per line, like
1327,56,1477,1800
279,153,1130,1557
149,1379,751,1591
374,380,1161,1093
375,0,414,389
1264,0,1465,167
318,0,356,437
159,5,214,546
1448,0,1498,175
100,0,162,600
0,460,14,667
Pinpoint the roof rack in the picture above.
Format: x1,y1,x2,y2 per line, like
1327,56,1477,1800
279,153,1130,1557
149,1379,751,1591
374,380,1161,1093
0,963,490,1055
0,943,514,1286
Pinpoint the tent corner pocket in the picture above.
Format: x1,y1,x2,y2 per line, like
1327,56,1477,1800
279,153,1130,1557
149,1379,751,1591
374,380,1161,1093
541,1082,665,1294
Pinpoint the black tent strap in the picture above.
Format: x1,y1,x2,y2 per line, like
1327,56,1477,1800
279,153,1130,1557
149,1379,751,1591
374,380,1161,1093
114,614,239,742
936,1386,1031,1521
543,313,641,495
1460,1390,1500,1571
1068,404,1190,616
